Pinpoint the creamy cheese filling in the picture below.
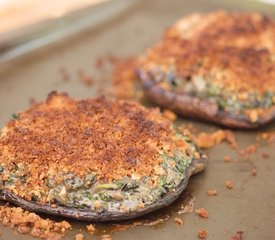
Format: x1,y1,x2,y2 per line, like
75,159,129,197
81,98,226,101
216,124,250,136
144,68,275,115
0,135,197,213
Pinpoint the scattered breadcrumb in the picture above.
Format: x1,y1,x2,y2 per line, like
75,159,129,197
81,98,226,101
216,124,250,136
238,144,257,160
78,69,94,87
194,130,236,149
196,208,209,218
226,180,233,189
86,224,96,234
174,217,183,225
75,233,84,240
207,190,217,196
230,230,244,240
179,123,199,134
0,205,71,239
163,109,177,121
261,132,275,144
262,152,270,158
198,229,208,239
178,196,195,214
224,156,234,163
251,169,257,176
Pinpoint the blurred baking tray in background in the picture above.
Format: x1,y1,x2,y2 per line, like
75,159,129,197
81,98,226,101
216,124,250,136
0,0,274,239
0,0,139,65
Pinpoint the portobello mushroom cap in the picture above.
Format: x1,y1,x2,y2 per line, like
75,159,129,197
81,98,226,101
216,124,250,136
0,92,206,221
139,11,275,129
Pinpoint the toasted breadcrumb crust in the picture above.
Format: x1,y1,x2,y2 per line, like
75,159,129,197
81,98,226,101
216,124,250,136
163,109,177,121
0,205,71,239
0,92,194,203
142,11,275,93
140,11,275,121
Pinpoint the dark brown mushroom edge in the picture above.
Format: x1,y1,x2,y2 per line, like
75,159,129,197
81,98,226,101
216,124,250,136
138,11,275,129
0,92,206,221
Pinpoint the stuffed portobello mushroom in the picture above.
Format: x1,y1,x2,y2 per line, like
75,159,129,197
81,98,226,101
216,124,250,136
0,92,206,221
139,11,275,129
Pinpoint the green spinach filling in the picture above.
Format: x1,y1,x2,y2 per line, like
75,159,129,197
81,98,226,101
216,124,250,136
147,68,275,114
0,134,196,213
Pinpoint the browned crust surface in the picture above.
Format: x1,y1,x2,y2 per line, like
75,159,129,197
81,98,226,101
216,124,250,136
0,92,202,204
141,11,275,93
0,155,207,221
0,92,166,180
139,11,275,128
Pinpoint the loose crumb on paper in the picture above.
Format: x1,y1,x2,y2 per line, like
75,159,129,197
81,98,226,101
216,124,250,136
174,217,183,225
251,169,257,176
230,230,244,240
86,224,96,234
177,195,195,214
196,208,209,218
75,233,84,240
198,229,208,239
194,130,237,149
226,180,233,189
0,205,71,239
207,189,217,196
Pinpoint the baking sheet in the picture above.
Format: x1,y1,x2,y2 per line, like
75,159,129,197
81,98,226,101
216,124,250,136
0,0,274,239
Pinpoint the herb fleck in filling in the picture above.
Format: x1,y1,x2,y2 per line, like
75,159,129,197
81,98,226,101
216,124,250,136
145,68,275,116
0,133,196,213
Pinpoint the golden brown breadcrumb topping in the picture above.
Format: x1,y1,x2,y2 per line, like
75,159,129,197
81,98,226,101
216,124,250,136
141,11,275,93
0,92,190,201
